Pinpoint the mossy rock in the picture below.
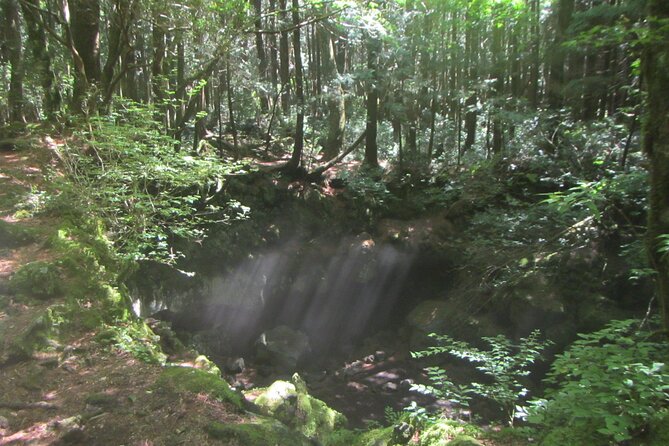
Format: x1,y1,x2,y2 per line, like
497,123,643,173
406,299,450,334
356,426,394,446
420,421,482,446
156,366,242,409
253,373,347,442
0,220,34,248
9,260,63,299
206,418,311,445
445,435,483,446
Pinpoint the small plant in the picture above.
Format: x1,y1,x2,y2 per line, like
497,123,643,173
9,261,63,299
412,330,551,425
526,319,669,445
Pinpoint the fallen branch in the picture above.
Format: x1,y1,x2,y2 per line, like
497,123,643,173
308,130,366,178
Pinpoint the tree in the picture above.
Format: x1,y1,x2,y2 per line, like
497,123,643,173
364,35,380,168
643,0,669,332
2,0,24,122
286,0,305,172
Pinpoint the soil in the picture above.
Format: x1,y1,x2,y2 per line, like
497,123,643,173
0,142,252,445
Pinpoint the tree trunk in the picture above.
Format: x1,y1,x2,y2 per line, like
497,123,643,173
278,0,291,116
547,0,574,109
2,0,24,122
70,0,101,113
364,36,380,168
643,0,669,332
252,0,270,113
321,26,345,159
286,0,304,172
21,0,61,118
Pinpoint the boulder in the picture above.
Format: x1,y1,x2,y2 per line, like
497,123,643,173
406,300,450,334
256,325,311,371
252,373,347,442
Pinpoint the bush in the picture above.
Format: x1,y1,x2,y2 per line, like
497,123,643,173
527,319,669,445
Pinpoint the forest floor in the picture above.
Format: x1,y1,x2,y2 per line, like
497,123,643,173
0,138,516,446
0,142,269,445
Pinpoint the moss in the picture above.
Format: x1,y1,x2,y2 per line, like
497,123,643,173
445,435,483,446
9,261,63,299
253,374,347,442
206,418,311,445
323,429,360,446
356,426,394,446
157,366,242,409
420,421,483,446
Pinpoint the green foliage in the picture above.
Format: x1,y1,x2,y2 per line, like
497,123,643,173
527,319,669,445
412,330,551,425
9,260,63,299
97,321,167,365
50,101,250,264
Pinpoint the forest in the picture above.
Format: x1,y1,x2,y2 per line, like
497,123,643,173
1,0,669,444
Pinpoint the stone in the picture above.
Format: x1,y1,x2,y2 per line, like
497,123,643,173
252,377,347,442
0,415,9,429
374,350,387,361
406,300,450,334
382,382,398,392
399,378,414,390
391,422,414,444
256,325,311,371
224,357,246,374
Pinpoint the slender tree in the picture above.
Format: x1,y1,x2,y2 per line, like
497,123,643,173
644,0,669,332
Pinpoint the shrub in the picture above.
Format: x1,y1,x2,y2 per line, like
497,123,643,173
527,319,669,445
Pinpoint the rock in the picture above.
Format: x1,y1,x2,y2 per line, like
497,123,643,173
252,376,347,442
374,350,387,362
391,422,414,444
399,379,414,390
256,326,311,371
224,357,246,374
406,299,450,334
0,415,9,429
341,360,365,377
382,382,398,392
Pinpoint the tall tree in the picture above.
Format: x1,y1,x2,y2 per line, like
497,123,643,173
69,0,101,113
364,35,380,167
21,0,61,117
643,0,669,332
2,0,24,122
286,0,305,172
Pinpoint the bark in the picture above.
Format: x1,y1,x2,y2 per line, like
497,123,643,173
643,0,669,332
320,24,345,159
286,0,304,172
364,36,380,167
278,0,291,115
21,0,61,117
252,0,270,112
2,0,24,122
547,0,574,108
70,0,101,83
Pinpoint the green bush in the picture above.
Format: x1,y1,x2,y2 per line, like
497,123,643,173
9,260,63,299
412,330,551,425
527,319,669,445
